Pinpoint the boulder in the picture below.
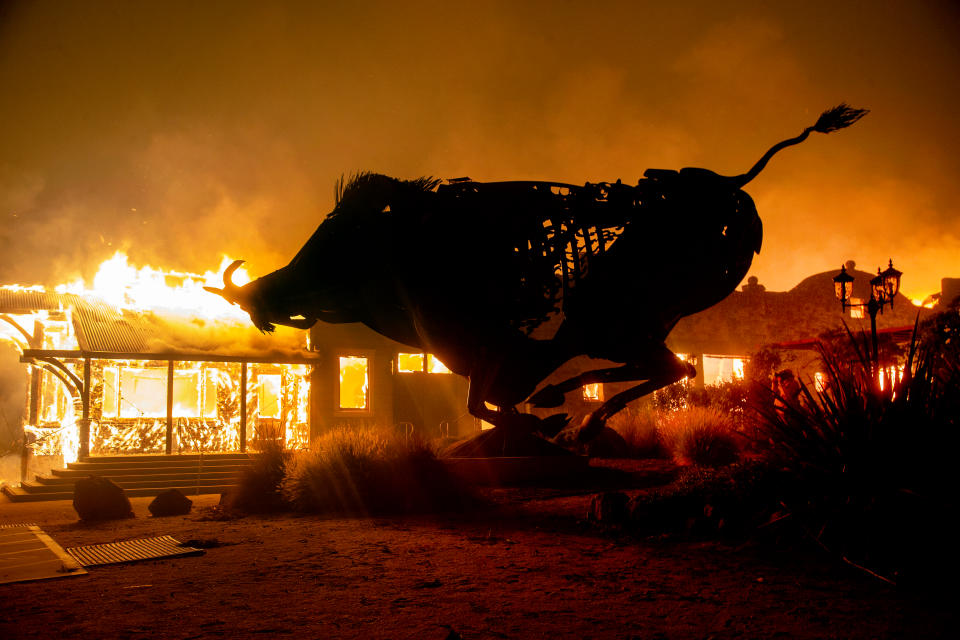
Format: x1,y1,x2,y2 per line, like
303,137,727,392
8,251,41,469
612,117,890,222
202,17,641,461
73,475,134,521
148,489,193,517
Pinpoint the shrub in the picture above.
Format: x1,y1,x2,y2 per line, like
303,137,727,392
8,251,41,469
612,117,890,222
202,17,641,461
750,317,960,584
226,441,289,513
658,406,741,467
606,406,665,458
281,426,472,515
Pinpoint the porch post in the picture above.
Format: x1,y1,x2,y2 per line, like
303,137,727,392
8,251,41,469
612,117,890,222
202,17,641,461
240,362,247,453
27,321,44,424
79,358,91,460
166,360,174,454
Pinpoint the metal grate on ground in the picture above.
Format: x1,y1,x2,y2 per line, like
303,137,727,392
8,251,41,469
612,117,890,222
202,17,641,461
0,523,38,528
0,525,87,585
66,535,204,567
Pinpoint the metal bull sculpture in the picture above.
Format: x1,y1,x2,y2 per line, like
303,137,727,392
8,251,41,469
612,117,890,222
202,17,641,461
205,104,867,443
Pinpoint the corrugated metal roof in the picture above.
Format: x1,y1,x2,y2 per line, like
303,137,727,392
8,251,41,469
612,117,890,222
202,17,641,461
0,289,68,315
1,289,150,353
2,289,313,360
70,297,151,353
66,535,203,567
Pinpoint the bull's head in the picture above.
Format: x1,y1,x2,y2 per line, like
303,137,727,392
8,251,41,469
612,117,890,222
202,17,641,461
203,260,277,333
204,259,320,333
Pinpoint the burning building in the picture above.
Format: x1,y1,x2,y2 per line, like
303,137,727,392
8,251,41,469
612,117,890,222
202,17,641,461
0,254,474,492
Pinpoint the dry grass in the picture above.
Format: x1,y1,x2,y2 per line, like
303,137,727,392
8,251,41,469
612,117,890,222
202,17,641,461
658,406,741,467
280,425,472,515
226,441,289,513
607,406,665,458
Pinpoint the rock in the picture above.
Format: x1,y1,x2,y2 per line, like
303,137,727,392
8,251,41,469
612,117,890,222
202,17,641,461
587,491,629,523
73,475,134,521
148,489,193,517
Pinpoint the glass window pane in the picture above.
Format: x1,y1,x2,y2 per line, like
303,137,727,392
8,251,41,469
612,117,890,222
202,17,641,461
119,368,166,418
172,370,200,417
426,354,451,374
102,366,119,417
850,297,865,319
583,383,603,401
202,369,218,418
397,353,424,373
339,356,369,410
258,374,281,419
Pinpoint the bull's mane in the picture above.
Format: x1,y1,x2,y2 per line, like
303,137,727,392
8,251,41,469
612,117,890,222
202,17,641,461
333,172,441,207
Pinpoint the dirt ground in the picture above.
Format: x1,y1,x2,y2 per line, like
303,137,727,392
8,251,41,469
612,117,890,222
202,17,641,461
0,462,954,640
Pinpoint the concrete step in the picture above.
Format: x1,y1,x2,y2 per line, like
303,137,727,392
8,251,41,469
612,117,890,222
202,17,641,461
2,483,236,502
82,453,251,463
52,464,252,478
38,470,241,484
30,474,242,491
2,452,256,502
67,459,250,471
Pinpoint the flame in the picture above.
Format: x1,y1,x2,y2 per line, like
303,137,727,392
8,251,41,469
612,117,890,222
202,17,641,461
53,251,252,320
2,253,313,460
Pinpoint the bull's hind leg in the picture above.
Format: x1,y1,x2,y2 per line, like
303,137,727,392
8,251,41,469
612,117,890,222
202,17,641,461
466,341,571,434
529,345,695,442
528,345,694,407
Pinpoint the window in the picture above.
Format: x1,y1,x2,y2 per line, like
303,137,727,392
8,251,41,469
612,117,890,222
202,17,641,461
397,352,425,373
339,356,369,410
732,358,745,380
426,354,451,374
119,367,167,417
102,365,207,419
258,374,281,419
396,352,451,374
583,383,603,402
702,355,748,386
850,297,865,319
202,369,218,418
103,366,120,416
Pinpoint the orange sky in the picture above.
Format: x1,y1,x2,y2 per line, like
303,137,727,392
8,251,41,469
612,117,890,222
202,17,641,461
1,1,957,300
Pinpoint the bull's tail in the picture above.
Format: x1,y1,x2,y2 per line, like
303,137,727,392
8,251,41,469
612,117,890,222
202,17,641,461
728,104,869,188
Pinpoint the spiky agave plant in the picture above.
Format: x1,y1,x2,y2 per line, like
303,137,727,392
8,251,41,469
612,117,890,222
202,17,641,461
750,315,960,583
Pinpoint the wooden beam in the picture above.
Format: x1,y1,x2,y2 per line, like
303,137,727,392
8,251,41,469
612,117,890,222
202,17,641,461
80,358,91,460
240,362,247,453
166,361,174,455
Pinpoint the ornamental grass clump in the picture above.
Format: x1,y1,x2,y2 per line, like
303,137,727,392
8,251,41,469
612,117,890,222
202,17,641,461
227,441,289,513
281,426,472,515
607,406,665,458
658,406,741,467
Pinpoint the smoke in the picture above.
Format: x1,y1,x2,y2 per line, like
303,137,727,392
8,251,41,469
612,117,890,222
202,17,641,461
0,1,957,298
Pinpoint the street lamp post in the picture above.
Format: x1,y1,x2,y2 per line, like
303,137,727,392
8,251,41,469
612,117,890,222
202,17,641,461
832,260,902,365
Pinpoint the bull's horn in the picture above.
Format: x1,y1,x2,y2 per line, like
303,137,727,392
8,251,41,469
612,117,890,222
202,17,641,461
728,104,869,188
203,259,246,304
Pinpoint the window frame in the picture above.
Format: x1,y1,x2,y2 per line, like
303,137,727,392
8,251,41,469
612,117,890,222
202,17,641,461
334,351,374,416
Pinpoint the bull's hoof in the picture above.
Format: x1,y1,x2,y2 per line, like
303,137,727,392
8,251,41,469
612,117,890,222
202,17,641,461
528,384,566,408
